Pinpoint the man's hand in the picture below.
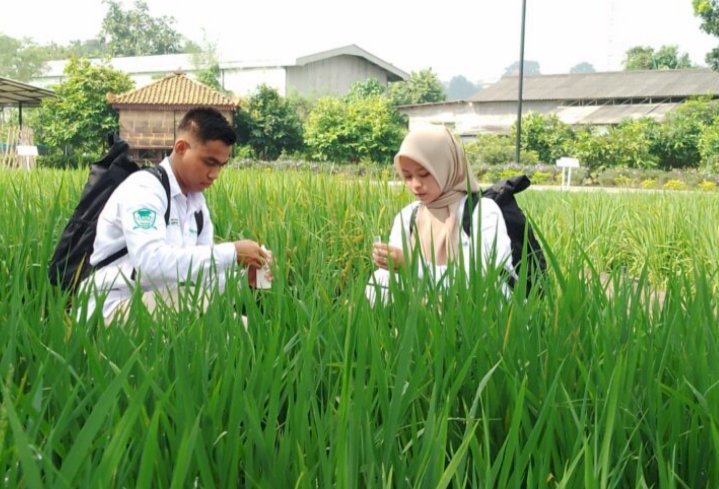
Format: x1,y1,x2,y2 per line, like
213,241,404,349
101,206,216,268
234,240,270,268
372,242,404,270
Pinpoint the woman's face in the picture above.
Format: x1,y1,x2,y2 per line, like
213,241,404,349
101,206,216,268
398,156,442,204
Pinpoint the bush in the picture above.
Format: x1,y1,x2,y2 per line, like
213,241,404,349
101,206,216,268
698,119,719,172
33,58,134,163
235,85,304,161
697,180,717,191
304,95,405,164
663,179,688,190
510,112,574,164
657,97,719,169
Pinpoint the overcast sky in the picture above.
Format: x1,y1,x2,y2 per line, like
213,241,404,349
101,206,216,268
1,0,716,82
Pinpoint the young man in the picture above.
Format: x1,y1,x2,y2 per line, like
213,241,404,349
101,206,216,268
83,107,270,321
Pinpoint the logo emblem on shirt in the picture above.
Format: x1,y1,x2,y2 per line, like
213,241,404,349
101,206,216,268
133,208,157,230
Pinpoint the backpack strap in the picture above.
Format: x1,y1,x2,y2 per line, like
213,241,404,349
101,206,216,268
94,165,172,272
461,192,480,236
409,203,421,236
194,210,204,236
410,192,480,238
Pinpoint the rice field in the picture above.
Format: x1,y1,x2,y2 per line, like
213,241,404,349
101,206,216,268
1,168,718,488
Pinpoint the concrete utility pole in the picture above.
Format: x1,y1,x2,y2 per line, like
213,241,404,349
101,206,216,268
515,0,527,164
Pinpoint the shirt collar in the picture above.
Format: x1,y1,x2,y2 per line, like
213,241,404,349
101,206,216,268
160,157,183,199
160,157,206,211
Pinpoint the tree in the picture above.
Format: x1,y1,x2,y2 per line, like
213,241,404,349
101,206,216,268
0,33,47,81
510,112,574,164
34,58,134,162
693,0,719,69
304,95,405,163
38,39,107,60
569,62,595,73
345,78,386,101
99,0,186,56
235,85,304,160
445,75,479,101
623,45,692,70
388,69,446,106
503,60,541,76
189,37,225,92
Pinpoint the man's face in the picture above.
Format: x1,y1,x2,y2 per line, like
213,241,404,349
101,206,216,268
173,136,232,194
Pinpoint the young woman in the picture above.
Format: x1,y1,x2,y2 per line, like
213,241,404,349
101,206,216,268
366,126,514,304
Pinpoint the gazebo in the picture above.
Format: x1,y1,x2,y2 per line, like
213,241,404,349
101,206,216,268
109,72,236,162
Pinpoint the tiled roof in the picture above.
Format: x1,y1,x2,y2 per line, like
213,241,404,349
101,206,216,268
109,73,236,108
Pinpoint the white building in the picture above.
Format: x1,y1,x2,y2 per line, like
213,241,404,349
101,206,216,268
32,44,408,98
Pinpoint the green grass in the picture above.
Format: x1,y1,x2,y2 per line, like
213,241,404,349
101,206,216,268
1,168,718,487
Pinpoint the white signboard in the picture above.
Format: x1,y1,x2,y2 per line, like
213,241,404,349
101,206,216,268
556,156,580,190
556,156,580,168
16,145,39,157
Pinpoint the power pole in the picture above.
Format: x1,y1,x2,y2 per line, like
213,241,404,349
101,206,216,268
515,0,527,164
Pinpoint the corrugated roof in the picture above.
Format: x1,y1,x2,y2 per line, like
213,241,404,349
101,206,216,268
470,69,719,102
0,77,54,106
109,73,236,108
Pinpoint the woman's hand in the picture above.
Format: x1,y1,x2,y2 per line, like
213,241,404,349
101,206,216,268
372,242,405,270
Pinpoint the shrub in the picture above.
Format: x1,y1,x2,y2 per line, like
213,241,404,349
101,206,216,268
697,180,717,191
235,85,304,161
640,179,658,189
663,179,688,190
510,112,575,164
698,119,719,172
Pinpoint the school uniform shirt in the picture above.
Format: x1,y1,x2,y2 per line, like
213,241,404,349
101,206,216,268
83,158,237,318
365,195,514,304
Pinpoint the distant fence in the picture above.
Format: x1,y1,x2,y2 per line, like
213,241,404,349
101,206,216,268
1,126,37,170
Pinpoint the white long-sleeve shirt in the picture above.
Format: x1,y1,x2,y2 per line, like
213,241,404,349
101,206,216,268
366,195,514,304
83,158,237,317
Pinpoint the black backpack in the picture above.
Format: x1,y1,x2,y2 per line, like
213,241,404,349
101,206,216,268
48,138,203,294
410,174,546,295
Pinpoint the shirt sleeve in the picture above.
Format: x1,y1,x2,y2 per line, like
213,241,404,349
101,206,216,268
119,173,236,286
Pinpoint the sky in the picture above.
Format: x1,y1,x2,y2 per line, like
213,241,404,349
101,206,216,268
1,0,716,83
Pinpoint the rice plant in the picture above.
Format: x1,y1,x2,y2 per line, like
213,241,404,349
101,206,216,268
1,168,717,488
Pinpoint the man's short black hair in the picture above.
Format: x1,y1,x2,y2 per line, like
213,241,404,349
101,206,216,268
178,107,237,145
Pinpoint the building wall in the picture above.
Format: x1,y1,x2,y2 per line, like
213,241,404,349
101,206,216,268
401,100,568,136
286,55,390,98
221,68,288,97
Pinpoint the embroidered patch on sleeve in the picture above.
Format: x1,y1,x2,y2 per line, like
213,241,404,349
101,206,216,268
132,208,158,230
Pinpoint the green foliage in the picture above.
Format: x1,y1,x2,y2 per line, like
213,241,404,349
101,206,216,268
304,95,405,163
511,112,574,164
5,170,719,486
623,45,692,70
189,37,226,93
33,58,133,165
569,62,595,73
464,134,538,166
503,60,541,76
698,118,719,171
388,69,446,106
658,97,719,168
445,75,480,101
569,119,660,171
345,78,386,101
99,0,187,56
234,85,303,161
195,63,224,92
0,33,47,81
693,0,719,69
